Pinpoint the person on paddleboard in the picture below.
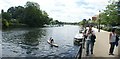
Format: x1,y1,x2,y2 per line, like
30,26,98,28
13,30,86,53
49,37,54,43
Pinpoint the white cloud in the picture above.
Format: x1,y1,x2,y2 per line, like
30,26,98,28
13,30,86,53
0,0,110,22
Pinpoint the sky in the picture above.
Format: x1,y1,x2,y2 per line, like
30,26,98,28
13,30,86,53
0,0,111,22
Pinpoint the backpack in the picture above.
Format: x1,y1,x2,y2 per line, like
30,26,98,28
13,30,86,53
91,34,96,42
115,35,120,46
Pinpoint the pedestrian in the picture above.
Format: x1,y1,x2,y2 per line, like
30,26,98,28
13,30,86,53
83,27,87,49
109,28,117,55
49,37,54,43
85,25,96,56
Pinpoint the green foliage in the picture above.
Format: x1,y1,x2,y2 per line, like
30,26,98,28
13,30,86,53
80,19,86,25
24,2,43,27
41,11,50,25
2,12,11,21
2,19,10,28
100,2,119,26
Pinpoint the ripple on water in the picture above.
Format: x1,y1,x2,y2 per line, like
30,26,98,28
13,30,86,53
40,54,48,57
59,53,68,57
66,44,72,47
13,50,18,53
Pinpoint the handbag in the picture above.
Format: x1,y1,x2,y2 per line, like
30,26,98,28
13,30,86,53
115,35,120,46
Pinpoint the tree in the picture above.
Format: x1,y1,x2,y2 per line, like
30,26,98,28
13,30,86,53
42,11,49,25
100,2,118,26
7,7,15,19
2,12,11,21
7,6,25,23
80,19,86,26
24,1,45,27
25,1,40,10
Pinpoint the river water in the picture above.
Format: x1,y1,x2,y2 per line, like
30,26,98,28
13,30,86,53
2,25,81,58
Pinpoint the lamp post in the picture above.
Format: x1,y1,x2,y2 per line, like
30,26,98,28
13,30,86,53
98,10,101,32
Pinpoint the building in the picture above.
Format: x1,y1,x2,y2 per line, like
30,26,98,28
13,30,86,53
92,15,99,21
92,16,97,21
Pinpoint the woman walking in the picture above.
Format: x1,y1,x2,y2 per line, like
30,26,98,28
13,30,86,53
109,28,116,55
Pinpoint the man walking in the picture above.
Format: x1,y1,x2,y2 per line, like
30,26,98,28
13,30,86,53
86,25,96,56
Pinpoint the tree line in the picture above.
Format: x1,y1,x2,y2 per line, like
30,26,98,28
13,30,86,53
1,1,63,29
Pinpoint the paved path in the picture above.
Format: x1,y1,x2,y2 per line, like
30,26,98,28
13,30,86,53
81,28,120,58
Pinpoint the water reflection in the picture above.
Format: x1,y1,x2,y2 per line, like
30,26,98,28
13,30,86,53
20,29,47,55
22,29,46,46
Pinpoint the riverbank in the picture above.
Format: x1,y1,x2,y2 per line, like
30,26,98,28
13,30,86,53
2,23,65,30
2,23,28,29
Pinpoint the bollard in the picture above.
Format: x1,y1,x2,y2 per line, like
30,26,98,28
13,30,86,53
78,44,83,59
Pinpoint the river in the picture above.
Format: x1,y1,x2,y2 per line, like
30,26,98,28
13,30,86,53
2,25,81,58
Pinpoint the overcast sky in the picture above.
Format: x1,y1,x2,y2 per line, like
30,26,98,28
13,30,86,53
0,0,110,22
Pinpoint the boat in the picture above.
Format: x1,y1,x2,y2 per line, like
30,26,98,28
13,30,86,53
47,40,58,47
74,33,84,45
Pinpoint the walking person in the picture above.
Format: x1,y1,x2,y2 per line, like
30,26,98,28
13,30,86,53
83,27,87,49
85,25,96,56
109,28,117,55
